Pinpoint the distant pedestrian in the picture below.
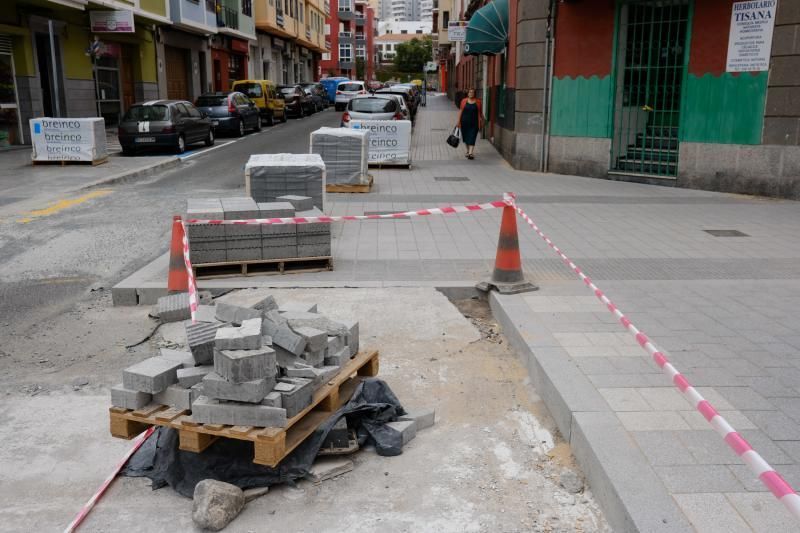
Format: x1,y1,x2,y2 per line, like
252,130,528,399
456,88,483,160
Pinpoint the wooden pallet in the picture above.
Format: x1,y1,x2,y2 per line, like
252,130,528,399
326,174,373,193
109,349,379,467
32,156,108,166
193,256,333,279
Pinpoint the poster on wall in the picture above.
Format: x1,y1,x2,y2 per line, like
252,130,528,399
448,21,468,42
349,120,412,166
90,10,135,33
725,0,777,72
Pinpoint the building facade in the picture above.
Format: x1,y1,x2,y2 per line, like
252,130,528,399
319,0,376,81
378,19,431,35
455,0,800,199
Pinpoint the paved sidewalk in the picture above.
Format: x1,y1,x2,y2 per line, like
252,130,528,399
114,95,800,531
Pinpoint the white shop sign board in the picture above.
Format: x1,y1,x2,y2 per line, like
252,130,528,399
726,0,777,72
30,118,108,162
90,10,135,33
448,21,467,42
349,120,412,166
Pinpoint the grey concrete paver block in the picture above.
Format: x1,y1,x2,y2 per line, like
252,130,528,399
277,195,313,211
398,408,435,430
185,322,218,365
292,326,327,352
740,409,800,440
725,492,800,532
122,357,183,394
653,465,744,493
598,388,652,412
201,372,274,403
191,395,287,427
386,420,417,445
278,301,318,313
281,311,348,336
215,303,261,325
214,318,263,351
262,391,282,408
153,384,198,410
214,346,275,383
111,384,152,410
194,305,218,324
672,493,751,533
276,377,314,418
177,365,213,388
157,293,191,323
307,458,354,483
263,314,307,355
631,431,697,466
159,348,196,368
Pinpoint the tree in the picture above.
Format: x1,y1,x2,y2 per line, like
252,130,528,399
356,57,366,81
393,36,432,74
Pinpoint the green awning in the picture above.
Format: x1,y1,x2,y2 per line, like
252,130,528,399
464,0,509,56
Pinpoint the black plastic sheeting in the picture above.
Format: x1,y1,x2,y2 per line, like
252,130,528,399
122,378,406,498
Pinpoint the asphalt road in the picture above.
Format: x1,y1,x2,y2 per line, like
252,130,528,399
0,108,340,334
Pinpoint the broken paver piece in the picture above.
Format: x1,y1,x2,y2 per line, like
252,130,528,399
154,384,198,410
279,301,318,313
292,326,327,352
111,384,152,410
177,365,213,388
214,318,263,351
192,479,245,532
122,357,183,394
201,372,273,403
214,346,275,383
157,293,191,323
276,377,314,418
386,420,417,446
252,295,278,314
307,458,354,483
215,302,260,325
186,322,219,365
398,408,436,431
159,348,196,368
194,305,218,324
281,311,348,336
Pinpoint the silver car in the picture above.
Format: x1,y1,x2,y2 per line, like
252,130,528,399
334,81,366,111
341,95,404,127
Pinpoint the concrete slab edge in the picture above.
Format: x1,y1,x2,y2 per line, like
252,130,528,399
489,292,692,533
79,157,181,191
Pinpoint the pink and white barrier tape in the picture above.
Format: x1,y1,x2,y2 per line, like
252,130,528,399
64,426,156,533
505,193,800,521
180,199,508,322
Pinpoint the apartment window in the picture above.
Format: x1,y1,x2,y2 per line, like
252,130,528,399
356,44,366,59
401,30,407,34
339,44,352,61
416,29,422,33
299,2,304,22
442,11,449,29
242,0,252,16
322,52,331,61
339,0,352,11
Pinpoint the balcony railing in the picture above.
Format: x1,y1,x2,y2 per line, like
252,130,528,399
339,31,352,38
218,6,239,30
276,11,284,27
306,28,311,39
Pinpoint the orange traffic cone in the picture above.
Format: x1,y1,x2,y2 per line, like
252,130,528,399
167,215,189,293
476,204,538,294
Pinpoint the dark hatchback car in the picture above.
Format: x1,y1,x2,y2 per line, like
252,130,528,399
118,100,214,155
278,85,314,118
375,87,418,118
301,83,327,112
195,92,261,137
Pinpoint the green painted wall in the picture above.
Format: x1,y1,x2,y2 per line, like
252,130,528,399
550,76,613,138
12,35,34,76
141,0,168,17
680,72,768,145
63,23,94,80
137,28,158,83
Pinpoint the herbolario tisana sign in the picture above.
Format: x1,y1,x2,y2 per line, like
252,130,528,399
30,118,108,162
349,120,412,165
726,0,777,72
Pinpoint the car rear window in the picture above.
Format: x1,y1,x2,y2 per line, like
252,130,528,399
339,83,363,92
350,98,397,113
123,105,169,121
235,83,263,98
278,87,296,95
196,95,227,106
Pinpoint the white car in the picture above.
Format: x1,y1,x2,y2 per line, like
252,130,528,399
341,95,405,126
335,81,367,111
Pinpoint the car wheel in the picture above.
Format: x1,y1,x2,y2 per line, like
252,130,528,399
266,112,275,127
237,119,245,137
204,128,215,146
298,106,305,119
121,146,136,156
280,111,287,123
176,134,186,154
254,117,262,132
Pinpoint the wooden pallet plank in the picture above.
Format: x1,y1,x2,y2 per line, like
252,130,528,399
228,425,255,436
194,256,333,280
133,404,167,418
357,356,379,377
155,407,187,422
317,383,340,412
326,175,373,193
110,413,150,440
253,432,286,466
179,429,218,453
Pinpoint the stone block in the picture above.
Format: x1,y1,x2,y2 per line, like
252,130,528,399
276,194,313,211
257,201,295,218
192,249,227,264
215,318,263,351
186,322,218,365
194,305,218,324
191,395,288,427
326,335,345,356
226,247,262,262
342,320,359,356
321,418,350,448
285,365,325,380
263,314,307,355
769,56,800,86
202,372,273,403
214,346,276,383
276,377,314,418
261,223,296,236
262,391,282,408
324,347,349,368
159,348,197,368
252,295,278,314
399,408,436,430
274,345,303,370
307,458,354,483
386,420,417,445
122,357,183,394
300,348,325,368
279,301,318,313
295,208,330,234
154,384,198,410
111,384,152,409
225,236,261,248
282,311,348,336
262,245,298,259
187,223,226,240
293,326,327,352
215,303,261,325
157,293,191,323
221,197,259,220
177,365,213,388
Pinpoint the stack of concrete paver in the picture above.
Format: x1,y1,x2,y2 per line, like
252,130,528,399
310,127,370,186
185,195,331,265
111,295,360,428
245,153,326,211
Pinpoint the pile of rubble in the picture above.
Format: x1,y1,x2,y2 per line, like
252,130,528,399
111,294,357,428
186,195,331,264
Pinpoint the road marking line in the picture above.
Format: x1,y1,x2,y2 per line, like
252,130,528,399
16,189,113,223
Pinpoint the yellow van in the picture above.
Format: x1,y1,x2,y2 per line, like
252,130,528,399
231,80,287,126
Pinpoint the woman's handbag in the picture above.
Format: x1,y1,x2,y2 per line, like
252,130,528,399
446,127,461,148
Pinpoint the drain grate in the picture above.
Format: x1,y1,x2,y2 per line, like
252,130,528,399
434,176,470,182
363,210,409,219
704,229,749,237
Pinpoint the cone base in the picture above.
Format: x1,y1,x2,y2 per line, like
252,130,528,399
476,280,539,295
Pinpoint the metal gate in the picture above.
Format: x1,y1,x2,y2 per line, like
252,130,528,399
611,0,690,178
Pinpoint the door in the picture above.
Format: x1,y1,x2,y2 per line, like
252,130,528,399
611,0,690,177
120,45,135,113
165,46,189,100
174,102,194,142
35,32,65,117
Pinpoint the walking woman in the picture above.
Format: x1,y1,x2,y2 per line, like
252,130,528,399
456,88,483,160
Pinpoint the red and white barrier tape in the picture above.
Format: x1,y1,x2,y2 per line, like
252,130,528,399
181,199,508,322
505,193,800,521
64,426,156,533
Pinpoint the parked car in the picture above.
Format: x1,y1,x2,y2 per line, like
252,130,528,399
378,93,411,122
231,79,287,125
341,95,404,126
334,80,367,111
118,100,213,155
278,85,314,118
367,80,384,91
395,83,422,108
320,77,349,104
195,92,260,137
375,86,418,118
301,83,327,112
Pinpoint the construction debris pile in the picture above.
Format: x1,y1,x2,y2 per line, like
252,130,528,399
310,127,369,186
186,195,331,264
111,294,358,428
